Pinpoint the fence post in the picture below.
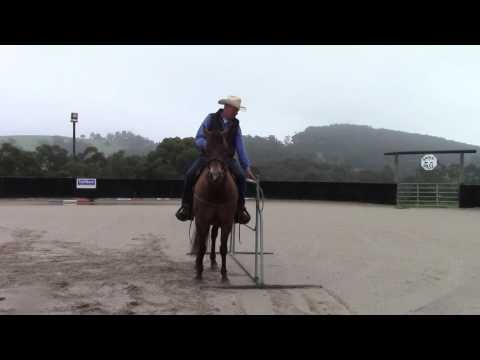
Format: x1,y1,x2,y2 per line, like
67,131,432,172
394,155,399,183
460,153,465,184
417,183,419,207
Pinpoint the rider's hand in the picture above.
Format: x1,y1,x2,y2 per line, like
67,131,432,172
246,168,257,181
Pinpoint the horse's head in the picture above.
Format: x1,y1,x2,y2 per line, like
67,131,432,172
203,127,230,184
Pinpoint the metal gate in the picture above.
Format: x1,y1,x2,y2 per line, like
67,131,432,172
228,178,266,287
397,183,459,208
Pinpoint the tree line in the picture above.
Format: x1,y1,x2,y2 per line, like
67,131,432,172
1,135,480,183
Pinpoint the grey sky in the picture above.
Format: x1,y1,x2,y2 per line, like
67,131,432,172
1,45,479,145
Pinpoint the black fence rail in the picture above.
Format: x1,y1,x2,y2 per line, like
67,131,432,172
0,177,185,199
258,181,397,205
0,177,74,198
459,185,480,208
0,177,478,207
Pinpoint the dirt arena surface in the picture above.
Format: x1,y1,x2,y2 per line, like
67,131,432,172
0,199,479,314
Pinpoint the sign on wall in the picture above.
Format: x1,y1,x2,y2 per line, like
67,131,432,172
420,154,438,171
76,178,97,189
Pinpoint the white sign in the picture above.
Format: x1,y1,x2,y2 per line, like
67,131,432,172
420,154,438,171
76,178,96,189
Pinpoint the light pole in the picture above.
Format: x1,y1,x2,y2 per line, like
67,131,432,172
71,112,78,159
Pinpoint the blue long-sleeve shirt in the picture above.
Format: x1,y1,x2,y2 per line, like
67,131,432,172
195,114,251,170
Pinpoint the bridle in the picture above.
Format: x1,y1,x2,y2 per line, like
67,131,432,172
193,156,236,207
205,156,229,186
206,157,228,171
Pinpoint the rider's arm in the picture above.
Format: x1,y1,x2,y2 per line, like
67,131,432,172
235,126,251,171
195,115,211,151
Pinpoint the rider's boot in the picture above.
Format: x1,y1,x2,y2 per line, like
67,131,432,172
176,202,193,221
235,199,250,224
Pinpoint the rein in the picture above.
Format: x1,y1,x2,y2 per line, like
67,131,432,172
193,193,236,208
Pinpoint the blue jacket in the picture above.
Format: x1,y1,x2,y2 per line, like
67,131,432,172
195,114,251,170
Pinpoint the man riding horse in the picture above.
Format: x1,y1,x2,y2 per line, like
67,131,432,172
175,96,256,224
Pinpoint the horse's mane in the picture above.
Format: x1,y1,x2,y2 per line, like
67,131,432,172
205,129,231,157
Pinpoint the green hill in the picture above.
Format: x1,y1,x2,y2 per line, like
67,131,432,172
242,124,480,181
286,124,480,171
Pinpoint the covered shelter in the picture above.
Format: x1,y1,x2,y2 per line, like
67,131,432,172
384,149,477,208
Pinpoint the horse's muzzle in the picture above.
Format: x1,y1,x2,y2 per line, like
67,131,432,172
208,171,224,183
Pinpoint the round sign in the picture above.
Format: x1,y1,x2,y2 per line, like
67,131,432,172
421,154,438,171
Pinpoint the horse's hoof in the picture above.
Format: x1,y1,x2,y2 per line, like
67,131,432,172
221,276,229,283
194,275,203,282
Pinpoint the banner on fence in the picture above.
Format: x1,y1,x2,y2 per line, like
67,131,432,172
76,178,97,189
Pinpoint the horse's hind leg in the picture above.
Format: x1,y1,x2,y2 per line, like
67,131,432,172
210,225,219,270
195,224,209,281
220,224,232,282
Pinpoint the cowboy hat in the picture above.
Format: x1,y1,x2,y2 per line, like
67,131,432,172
218,96,246,111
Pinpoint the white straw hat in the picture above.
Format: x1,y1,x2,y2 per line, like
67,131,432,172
218,95,246,111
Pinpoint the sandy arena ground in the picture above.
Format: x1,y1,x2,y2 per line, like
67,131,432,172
0,199,479,314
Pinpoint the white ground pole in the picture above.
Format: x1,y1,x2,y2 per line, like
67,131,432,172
228,178,266,287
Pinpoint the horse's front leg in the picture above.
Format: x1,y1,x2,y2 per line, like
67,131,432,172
195,224,209,281
210,225,219,270
220,223,232,282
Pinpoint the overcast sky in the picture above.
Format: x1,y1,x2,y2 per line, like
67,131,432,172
1,45,479,145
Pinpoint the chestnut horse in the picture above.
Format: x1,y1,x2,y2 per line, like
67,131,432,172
191,127,238,282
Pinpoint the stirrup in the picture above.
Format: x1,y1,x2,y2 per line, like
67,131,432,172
235,208,250,224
